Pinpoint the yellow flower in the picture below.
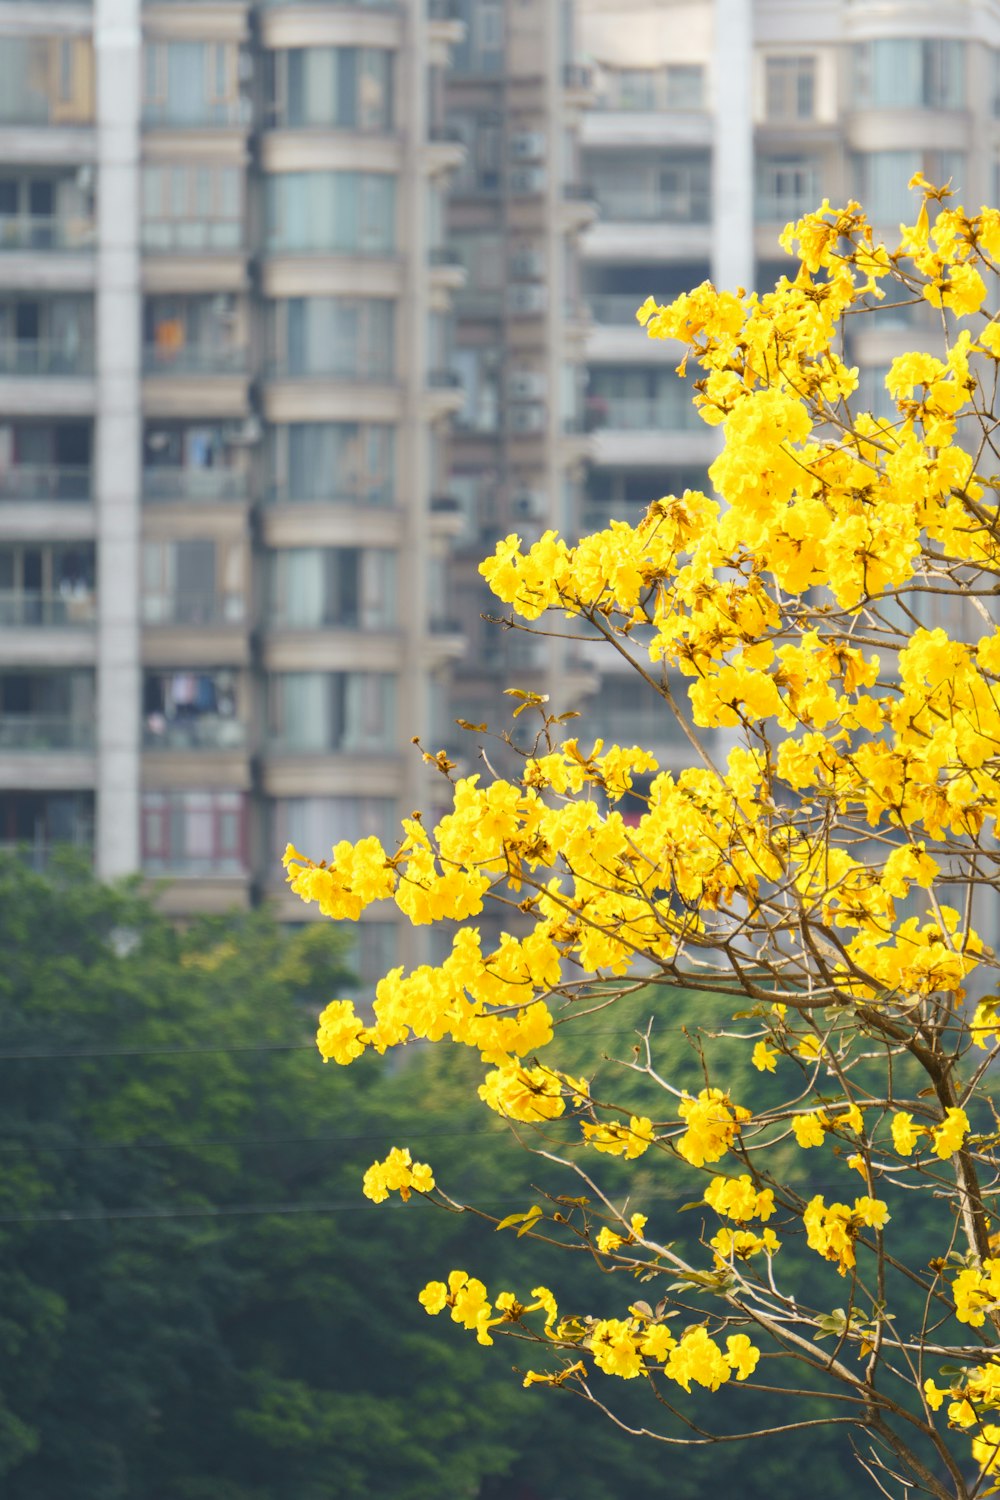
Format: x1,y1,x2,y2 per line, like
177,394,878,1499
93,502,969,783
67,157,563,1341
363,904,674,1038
752,1040,777,1073
792,1113,826,1149
931,1107,969,1159
891,1111,920,1156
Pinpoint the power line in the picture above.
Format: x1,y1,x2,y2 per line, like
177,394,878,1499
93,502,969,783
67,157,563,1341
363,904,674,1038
0,1188,688,1228
0,1025,656,1064
0,1125,517,1155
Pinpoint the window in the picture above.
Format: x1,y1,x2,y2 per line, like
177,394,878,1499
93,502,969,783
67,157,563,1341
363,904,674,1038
0,38,93,125
764,56,816,120
267,48,393,131
0,670,94,750
601,65,704,111
142,538,245,626
0,542,95,626
587,368,702,431
665,65,704,109
272,795,397,857
271,298,395,379
852,40,964,110
852,150,964,224
268,423,395,505
451,0,504,74
265,173,396,254
142,423,247,501
143,669,242,749
268,672,396,754
589,153,710,222
143,294,245,374
0,295,93,377
142,791,246,875
142,41,244,126
269,548,397,629
756,155,820,220
142,164,242,252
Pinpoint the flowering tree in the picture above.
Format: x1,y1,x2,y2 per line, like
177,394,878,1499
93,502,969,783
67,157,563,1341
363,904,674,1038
285,179,1000,1499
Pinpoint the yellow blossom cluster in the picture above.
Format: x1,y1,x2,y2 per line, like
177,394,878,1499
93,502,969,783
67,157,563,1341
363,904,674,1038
803,1194,890,1275
419,1270,558,1348
703,1174,775,1222
675,1089,750,1167
361,1146,435,1204
951,1259,1000,1327
581,1115,655,1159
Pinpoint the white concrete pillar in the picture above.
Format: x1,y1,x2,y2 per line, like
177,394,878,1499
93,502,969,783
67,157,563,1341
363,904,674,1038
94,0,141,878
712,0,754,293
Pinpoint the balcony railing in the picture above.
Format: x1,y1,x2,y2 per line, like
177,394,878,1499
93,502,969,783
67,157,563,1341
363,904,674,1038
586,396,703,432
588,294,649,325
0,590,96,627
593,189,710,224
266,482,393,507
267,359,395,382
142,468,246,503
0,341,93,378
0,216,95,252
143,346,247,376
142,99,251,128
143,715,246,751
0,716,94,752
142,592,245,627
141,221,244,254
0,466,91,503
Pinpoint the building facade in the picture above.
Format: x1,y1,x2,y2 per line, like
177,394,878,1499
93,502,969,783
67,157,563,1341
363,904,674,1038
577,0,1000,762
0,0,471,979
3,0,998,975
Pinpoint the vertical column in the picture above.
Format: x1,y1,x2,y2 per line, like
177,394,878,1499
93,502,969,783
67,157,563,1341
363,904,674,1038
94,0,141,878
712,0,754,293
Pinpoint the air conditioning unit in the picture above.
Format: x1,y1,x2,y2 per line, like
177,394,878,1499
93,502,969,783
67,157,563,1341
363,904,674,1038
508,403,546,434
508,369,546,400
509,245,545,279
509,131,545,162
507,284,548,316
508,166,546,195
512,489,546,519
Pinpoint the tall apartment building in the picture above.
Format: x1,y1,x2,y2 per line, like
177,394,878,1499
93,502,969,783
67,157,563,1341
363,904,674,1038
441,0,596,742
0,0,470,979
576,0,1000,763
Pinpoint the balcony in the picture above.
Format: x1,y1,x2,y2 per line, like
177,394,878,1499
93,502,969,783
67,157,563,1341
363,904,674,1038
142,346,247,377
142,592,245,628
0,716,93,752
142,467,246,503
0,216,95,254
0,341,93,379
588,294,648,325
586,396,703,432
595,188,709,224
143,715,245,751
142,100,251,130
141,221,244,255
0,467,90,503
0,590,95,627
266,482,393,507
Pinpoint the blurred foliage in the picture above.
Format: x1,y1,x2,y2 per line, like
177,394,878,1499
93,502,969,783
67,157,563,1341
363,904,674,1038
0,856,862,1498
